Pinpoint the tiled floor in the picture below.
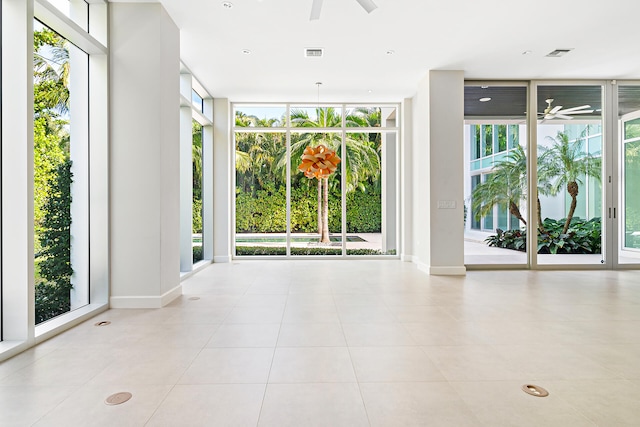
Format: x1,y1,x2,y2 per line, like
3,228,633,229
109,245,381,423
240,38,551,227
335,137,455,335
2,260,640,426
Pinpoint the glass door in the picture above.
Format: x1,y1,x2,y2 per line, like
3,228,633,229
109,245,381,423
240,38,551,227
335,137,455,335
463,84,529,266
618,85,640,265
536,84,605,266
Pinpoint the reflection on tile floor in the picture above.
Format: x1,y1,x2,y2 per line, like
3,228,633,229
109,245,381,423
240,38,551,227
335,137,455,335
2,261,640,426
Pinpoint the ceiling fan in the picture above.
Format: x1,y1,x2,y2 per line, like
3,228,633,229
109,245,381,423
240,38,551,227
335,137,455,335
539,98,594,121
310,0,378,21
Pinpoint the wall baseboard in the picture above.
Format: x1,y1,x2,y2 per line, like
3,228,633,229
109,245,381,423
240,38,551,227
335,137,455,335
213,255,230,263
429,265,467,276
110,284,182,308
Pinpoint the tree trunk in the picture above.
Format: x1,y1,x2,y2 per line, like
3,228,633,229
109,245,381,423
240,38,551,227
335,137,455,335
317,179,322,236
320,178,330,243
563,181,579,234
509,201,526,226
537,197,546,233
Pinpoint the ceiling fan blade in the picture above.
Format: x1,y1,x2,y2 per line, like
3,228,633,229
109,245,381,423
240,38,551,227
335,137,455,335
560,109,595,115
549,105,562,114
310,0,323,20
354,0,378,13
558,104,591,113
553,114,574,120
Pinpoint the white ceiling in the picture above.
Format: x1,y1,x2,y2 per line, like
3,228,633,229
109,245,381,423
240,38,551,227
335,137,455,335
142,0,640,102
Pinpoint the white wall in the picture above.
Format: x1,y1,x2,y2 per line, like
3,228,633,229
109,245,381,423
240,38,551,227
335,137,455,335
409,71,466,275
109,3,181,307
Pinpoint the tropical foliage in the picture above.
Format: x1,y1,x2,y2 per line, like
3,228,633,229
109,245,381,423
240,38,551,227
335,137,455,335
34,25,74,323
486,217,601,254
472,128,602,254
234,107,383,241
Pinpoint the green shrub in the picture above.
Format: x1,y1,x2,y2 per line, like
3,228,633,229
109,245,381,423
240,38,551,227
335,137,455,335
485,217,601,254
35,159,73,324
193,246,203,263
236,186,381,233
193,197,203,234
235,246,394,256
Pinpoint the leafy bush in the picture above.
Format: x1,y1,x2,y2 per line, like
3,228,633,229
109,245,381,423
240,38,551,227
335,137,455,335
193,246,203,263
235,246,394,256
193,197,203,234
35,160,73,324
485,217,601,254
236,185,381,234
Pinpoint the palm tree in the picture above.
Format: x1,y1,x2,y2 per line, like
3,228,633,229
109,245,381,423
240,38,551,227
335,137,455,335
285,108,380,240
470,144,552,233
539,130,602,234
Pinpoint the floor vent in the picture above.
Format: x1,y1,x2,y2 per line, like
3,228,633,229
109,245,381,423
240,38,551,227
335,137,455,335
105,392,132,406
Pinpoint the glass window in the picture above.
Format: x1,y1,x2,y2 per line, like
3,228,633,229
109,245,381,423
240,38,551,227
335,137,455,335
471,125,481,160
34,20,89,324
470,175,481,230
235,106,286,127
508,125,519,149
496,125,507,152
233,104,398,258
625,118,640,140
191,90,203,112
483,125,493,157
192,121,204,262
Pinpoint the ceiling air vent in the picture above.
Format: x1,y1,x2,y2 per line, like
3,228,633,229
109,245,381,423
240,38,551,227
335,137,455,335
546,48,573,57
305,48,324,58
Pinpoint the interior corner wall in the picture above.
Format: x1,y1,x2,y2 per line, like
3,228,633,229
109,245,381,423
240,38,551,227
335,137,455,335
410,71,466,275
401,98,414,261
213,98,231,262
109,3,181,308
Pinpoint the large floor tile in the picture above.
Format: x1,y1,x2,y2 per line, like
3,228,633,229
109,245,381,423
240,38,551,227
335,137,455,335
349,346,445,382
32,384,172,427
543,379,640,425
451,381,596,427
179,348,274,384
269,347,356,383
342,322,417,346
277,323,346,347
258,383,369,427
0,385,77,426
423,345,523,381
360,382,481,427
146,384,265,427
206,323,281,348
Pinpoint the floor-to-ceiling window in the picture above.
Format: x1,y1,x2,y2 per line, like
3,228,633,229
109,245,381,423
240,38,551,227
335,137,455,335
179,70,213,272
233,104,399,258
2,0,108,359
464,84,528,265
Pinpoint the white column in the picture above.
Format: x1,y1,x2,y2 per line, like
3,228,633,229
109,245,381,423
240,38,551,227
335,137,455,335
381,108,397,254
109,3,181,307
401,98,414,261
180,73,193,272
202,98,215,261
68,43,90,310
213,98,231,262
410,71,466,275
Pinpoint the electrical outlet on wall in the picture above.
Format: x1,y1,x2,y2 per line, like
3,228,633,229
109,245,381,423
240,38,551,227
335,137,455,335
437,200,456,209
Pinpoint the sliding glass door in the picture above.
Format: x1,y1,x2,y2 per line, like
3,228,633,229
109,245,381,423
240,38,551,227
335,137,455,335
536,84,605,266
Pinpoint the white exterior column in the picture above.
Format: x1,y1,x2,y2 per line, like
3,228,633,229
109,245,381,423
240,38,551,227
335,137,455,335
109,3,181,307
410,70,466,275
213,98,231,262
180,74,193,273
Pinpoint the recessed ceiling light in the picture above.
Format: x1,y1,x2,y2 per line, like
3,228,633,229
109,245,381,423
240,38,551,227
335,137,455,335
480,85,489,89
386,50,395,55
241,49,251,55
546,48,573,57
479,97,491,102
522,50,532,55
222,2,233,9
367,90,373,94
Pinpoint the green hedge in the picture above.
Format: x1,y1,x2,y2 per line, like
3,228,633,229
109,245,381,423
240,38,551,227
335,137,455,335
236,246,395,256
236,186,381,233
